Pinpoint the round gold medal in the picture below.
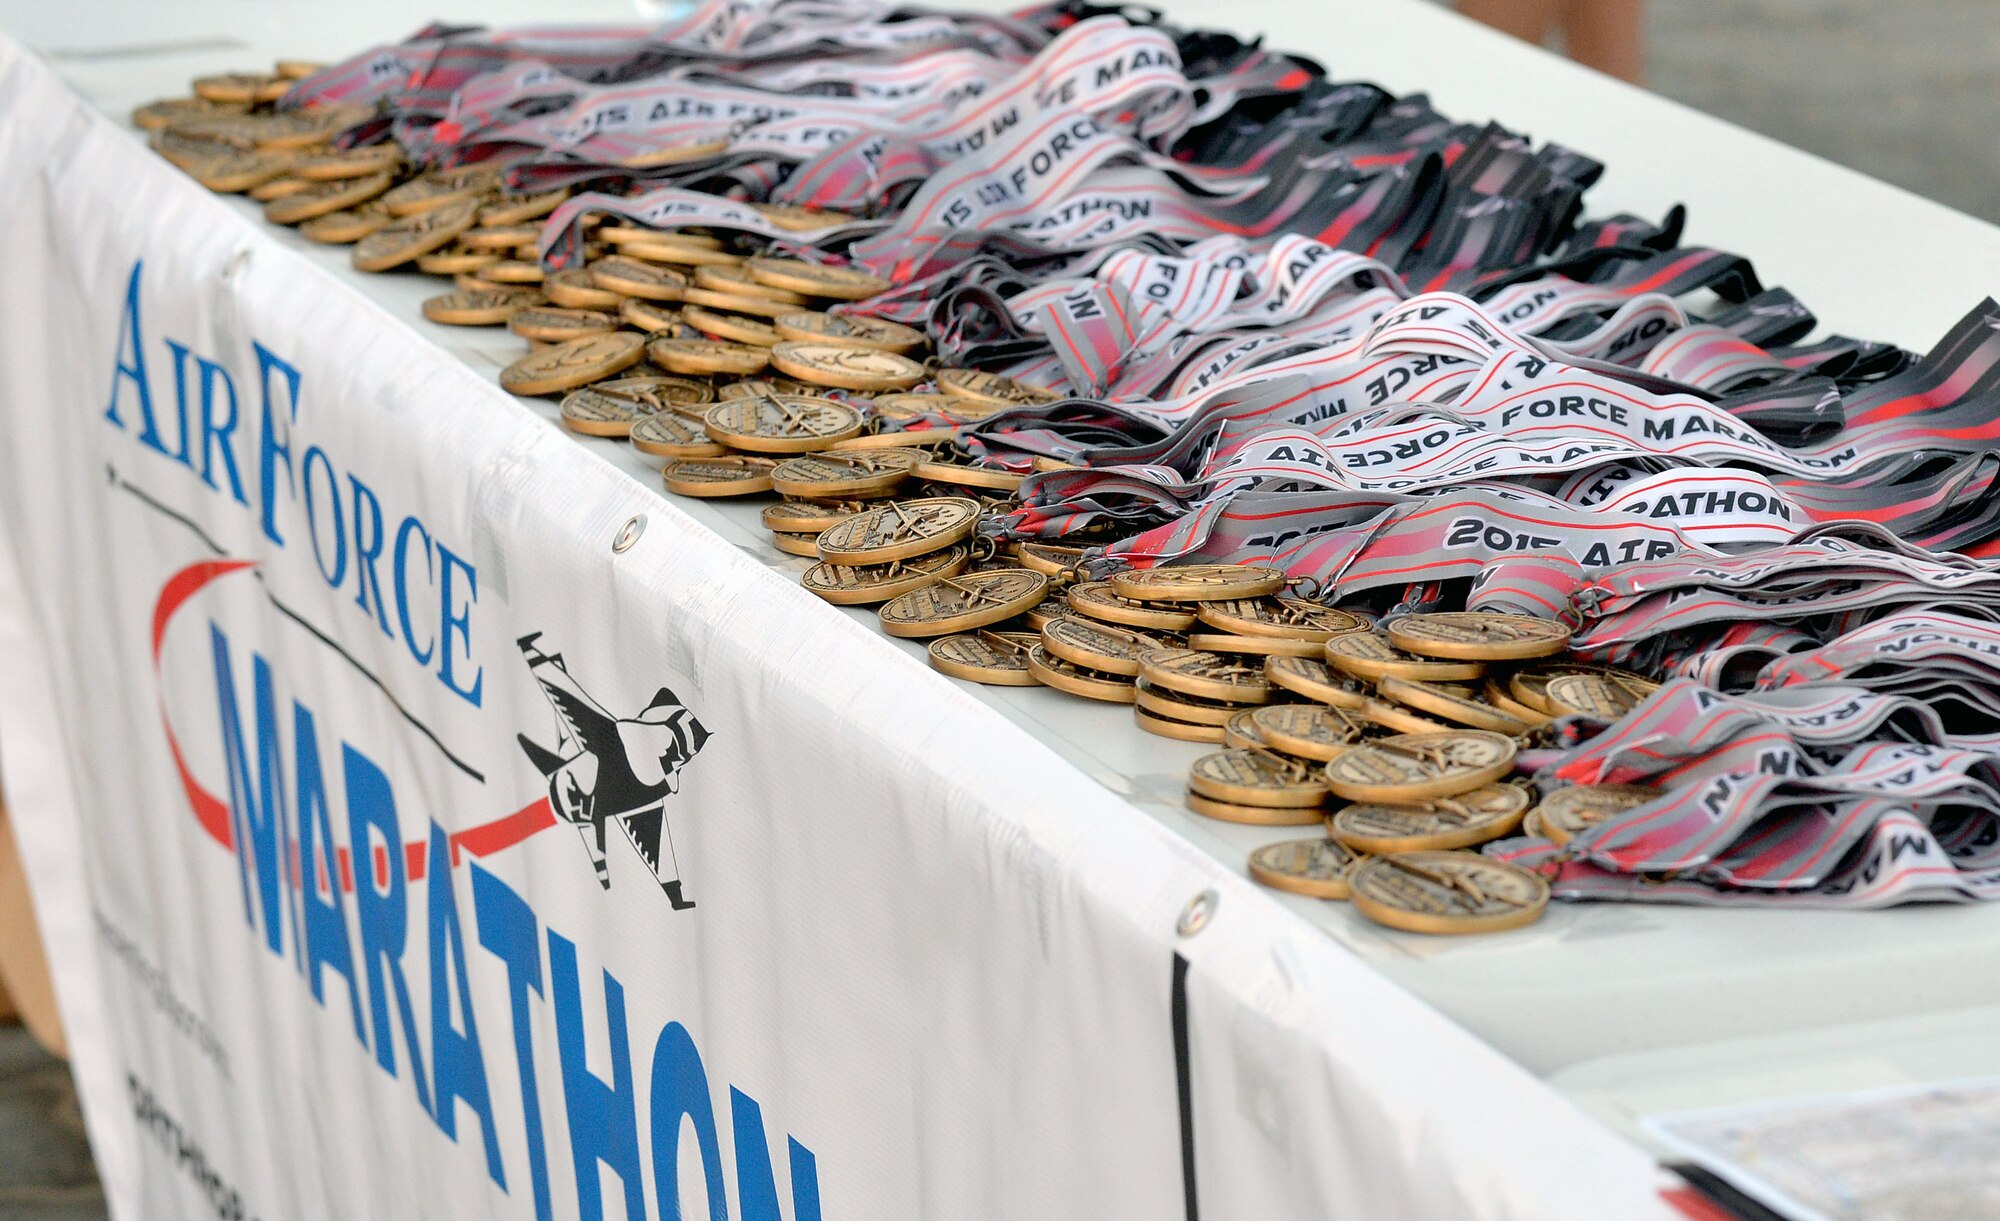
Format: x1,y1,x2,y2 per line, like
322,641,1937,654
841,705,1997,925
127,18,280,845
378,165,500,217
1324,632,1486,683
1322,731,1517,803
1023,597,1070,631
762,500,863,535
1247,704,1368,762
1187,749,1328,808
773,311,926,355
702,396,863,453
1544,674,1653,720
1185,792,1325,826
352,197,480,272
878,570,1047,638
802,548,970,605
928,631,1041,686
559,384,674,438
1534,784,1659,845
648,337,770,377
1483,677,1554,728
720,377,821,400
630,412,725,459
1509,664,1658,715
1138,648,1273,703
743,257,890,301
1039,617,1165,677
1349,852,1550,935
190,147,298,194
1385,612,1574,661
1263,656,1369,709
1025,645,1138,702
264,169,392,224
460,223,541,250
421,288,538,326
911,454,1026,492
683,305,781,347
1352,698,1453,737
1375,677,1534,735
623,238,741,268
293,144,402,182
500,332,645,397
600,226,723,250
936,368,1060,408
751,202,860,231
1195,597,1369,641
1010,541,1088,578
661,456,777,497
815,497,980,565
620,299,682,333
545,267,623,309
416,245,499,275
1134,682,1258,728
483,259,545,284
1223,710,1271,750
479,188,569,227
694,264,807,303
589,256,690,301
769,450,917,498
133,97,247,131
1328,785,1532,854
770,342,924,392
511,307,619,343
1183,632,1325,659
1109,564,1286,603
679,287,796,319
299,206,391,244
1134,707,1227,744
1248,838,1365,900
191,72,287,105
1067,582,1198,630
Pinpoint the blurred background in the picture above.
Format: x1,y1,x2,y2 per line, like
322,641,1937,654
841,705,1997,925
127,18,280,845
1450,0,2000,222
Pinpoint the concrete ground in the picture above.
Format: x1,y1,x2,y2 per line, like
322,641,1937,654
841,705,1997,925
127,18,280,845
0,2,1989,1218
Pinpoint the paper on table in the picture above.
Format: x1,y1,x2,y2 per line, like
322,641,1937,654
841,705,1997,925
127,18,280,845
1647,1077,2000,1221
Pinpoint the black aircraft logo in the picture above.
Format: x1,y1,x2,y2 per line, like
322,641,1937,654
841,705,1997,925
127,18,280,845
515,633,709,909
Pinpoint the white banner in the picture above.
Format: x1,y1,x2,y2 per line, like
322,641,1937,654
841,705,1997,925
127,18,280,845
0,35,1672,1221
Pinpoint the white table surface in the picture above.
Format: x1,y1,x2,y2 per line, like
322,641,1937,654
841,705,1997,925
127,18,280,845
9,0,2000,1160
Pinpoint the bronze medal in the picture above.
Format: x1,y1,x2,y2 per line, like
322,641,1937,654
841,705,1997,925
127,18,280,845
879,570,1048,638
1534,784,1660,846
814,497,980,565
802,548,970,605
702,396,863,453
483,259,546,284
379,164,501,217
352,197,480,272
420,288,539,326
762,500,864,535
694,265,808,303
1011,541,1088,579
189,147,298,194
293,144,402,182
1023,597,1070,632
191,72,288,105
770,342,925,392
661,456,778,497
248,176,313,203
1025,645,1137,702
479,188,569,227
683,304,782,347
936,368,1060,408
263,169,392,224
1263,655,1370,709
772,311,926,355
1138,648,1274,704
1248,838,1364,900
416,246,500,275
544,267,623,310
133,97,247,131
1328,786,1532,854
1509,663,1658,715
928,631,1041,687
500,332,645,397
510,307,619,343
1133,682,1258,728
769,451,918,498
719,377,821,400
1195,597,1369,641
1067,582,1198,631
623,238,741,268
630,412,725,459
1247,704,1368,762
1183,632,1325,659
1322,732,1517,803
1039,618,1165,678
600,226,723,250
1375,677,1534,736
620,299,683,333
460,224,541,250
298,205,391,244
1351,698,1453,737
679,287,796,319
558,383,677,438
752,202,859,231
1223,710,1271,751
1187,749,1328,809
1385,612,1574,662
1544,674,1653,720
589,256,690,301
1323,632,1486,683
1134,707,1227,744
743,256,890,301
1349,852,1550,935
648,337,770,377
1110,564,1286,603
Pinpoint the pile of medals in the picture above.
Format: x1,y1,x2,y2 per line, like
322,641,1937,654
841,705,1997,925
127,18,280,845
130,0,2000,928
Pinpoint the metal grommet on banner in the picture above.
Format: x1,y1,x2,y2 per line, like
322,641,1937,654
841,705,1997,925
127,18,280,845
612,514,647,554
1177,888,1218,938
